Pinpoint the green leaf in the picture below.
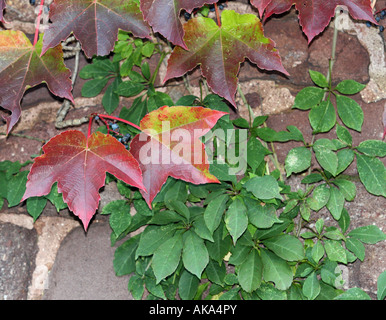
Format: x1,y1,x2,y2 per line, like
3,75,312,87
116,81,145,97
225,197,248,244
324,240,347,264
307,184,330,211
256,282,287,300
26,196,47,221
204,194,228,234
334,288,371,300
205,259,226,285
81,78,109,97
345,237,365,261
178,270,199,300
244,175,283,200
145,277,166,300
114,237,139,276
141,62,151,80
301,173,324,184
336,94,364,132
357,140,386,157
326,186,345,220
263,234,305,261
102,200,132,236
119,97,147,126
247,138,269,173
206,223,232,263
245,198,281,229
348,225,386,244
152,234,183,283
192,216,214,242
309,70,328,88
293,87,324,110
313,139,338,176
335,79,366,95
260,249,293,290
332,179,356,201
303,272,320,300
285,147,312,177
336,124,352,146
311,240,325,263
336,149,355,175
377,270,386,300
141,42,155,57
238,249,262,292
102,77,121,114
356,153,386,197
182,230,209,278
233,117,250,128
7,170,28,207
210,162,237,184
309,100,336,133
136,224,176,258
44,183,67,212
128,274,144,300
165,200,190,221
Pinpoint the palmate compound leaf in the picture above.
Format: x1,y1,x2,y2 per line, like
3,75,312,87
164,10,288,107
129,106,227,207
251,0,376,43
21,130,145,230
140,0,217,49
41,0,151,58
0,31,74,134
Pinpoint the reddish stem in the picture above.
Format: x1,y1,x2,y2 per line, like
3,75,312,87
214,3,221,27
33,0,45,47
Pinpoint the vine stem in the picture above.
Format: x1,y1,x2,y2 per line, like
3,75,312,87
87,113,141,142
214,3,221,26
33,0,45,47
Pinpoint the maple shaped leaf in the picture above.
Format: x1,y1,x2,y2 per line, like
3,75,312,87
164,10,289,107
129,106,227,207
0,30,74,134
42,0,151,58
22,130,145,230
251,0,376,43
140,0,217,49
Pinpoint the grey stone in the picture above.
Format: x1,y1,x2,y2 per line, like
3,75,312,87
0,222,38,300
43,223,132,300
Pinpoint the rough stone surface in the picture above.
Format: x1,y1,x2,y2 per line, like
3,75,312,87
42,223,132,300
0,222,38,300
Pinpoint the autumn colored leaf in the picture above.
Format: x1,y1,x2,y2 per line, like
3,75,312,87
0,30,73,134
22,130,145,230
140,0,217,49
251,0,376,43
164,10,288,107
129,106,227,207
42,0,150,58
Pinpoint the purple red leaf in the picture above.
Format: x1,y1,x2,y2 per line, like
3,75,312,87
0,31,73,134
42,0,151,58
22,130,145,230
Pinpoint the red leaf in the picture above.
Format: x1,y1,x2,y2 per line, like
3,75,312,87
140,0,217,49
251,0,376,43
22,130,145,230
42,0,150,58
0,31,74,134
164,10,288,107
130,106,227,207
